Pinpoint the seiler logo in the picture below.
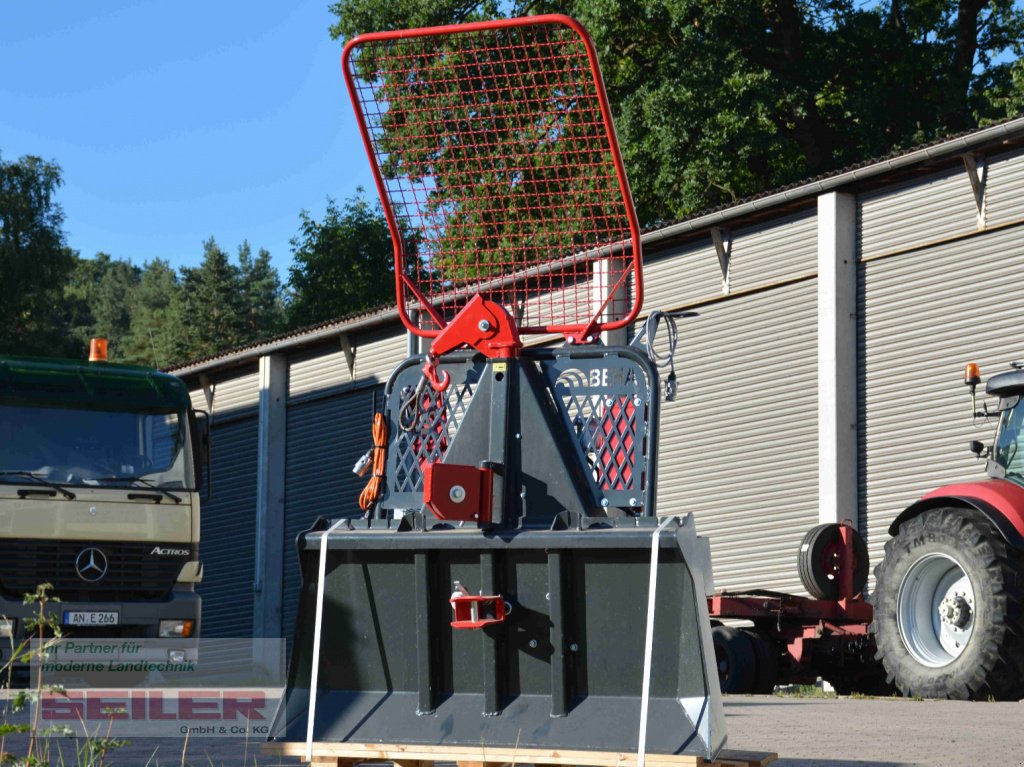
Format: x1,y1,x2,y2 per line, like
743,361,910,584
150,546,190,556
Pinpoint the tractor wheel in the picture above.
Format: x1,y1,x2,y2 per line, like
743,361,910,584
711,625,757,694
798,523,868,600
742,628,779,694
872,507,1024,700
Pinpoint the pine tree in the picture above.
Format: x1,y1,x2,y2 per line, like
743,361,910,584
238,241,285,341
122,259,184,369
178,238,247,359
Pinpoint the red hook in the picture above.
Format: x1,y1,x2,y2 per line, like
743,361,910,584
421,359,450,392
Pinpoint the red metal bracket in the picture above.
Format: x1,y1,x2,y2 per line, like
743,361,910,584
450,583,508,629
423,462,495,523
421,296,522,391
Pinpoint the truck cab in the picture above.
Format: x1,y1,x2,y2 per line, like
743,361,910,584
0,350,205,665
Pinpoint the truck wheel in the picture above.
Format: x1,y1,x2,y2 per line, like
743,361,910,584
872,507,1024,700
711,625,756,694
742,628,779,694
798,523,868,600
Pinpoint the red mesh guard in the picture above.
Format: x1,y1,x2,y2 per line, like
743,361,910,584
342,15,643,337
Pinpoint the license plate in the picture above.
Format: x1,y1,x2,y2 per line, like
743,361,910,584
63,611,119,626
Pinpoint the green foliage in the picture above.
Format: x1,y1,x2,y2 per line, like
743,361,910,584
287,194,395,327
119,259,186,369
178,238,249,359
0,584,128,767
329,0,1024,224
0,155,76,357
238,241,286,339
63,254,141,360
347,23,632,287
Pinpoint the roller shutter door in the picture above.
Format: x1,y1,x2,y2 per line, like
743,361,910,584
655,279,819,594
282,387,383,644
197,416,258,637
858,222,1024,584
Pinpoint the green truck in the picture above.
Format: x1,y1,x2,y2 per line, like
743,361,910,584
0,343,206,668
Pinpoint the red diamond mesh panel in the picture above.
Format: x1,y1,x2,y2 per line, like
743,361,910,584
342,15,643,337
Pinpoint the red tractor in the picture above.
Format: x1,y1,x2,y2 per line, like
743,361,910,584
872,362,1024,700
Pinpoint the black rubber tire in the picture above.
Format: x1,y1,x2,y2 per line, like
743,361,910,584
742,628,779,694
798,523,869,600
872,506,1024,700
711,625,757,694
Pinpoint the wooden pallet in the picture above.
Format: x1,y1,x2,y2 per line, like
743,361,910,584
261,742,776,767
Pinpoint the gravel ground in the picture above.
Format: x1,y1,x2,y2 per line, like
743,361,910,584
2,694,1023,766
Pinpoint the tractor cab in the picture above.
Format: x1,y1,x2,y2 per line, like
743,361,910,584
985,366,1024,482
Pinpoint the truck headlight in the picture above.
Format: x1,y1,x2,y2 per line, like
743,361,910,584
159,619,195,638
0,618,15,639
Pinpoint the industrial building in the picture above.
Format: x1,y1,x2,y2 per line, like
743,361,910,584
170,116,1024,640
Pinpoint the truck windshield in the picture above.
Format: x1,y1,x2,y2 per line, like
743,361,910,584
0,405,191,489
993,399,1024,482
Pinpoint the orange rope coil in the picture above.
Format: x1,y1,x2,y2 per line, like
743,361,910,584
359,411,388,512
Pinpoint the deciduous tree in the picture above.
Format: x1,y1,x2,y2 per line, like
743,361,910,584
0,154,75,355
286,194,394,327
329,0,1024,223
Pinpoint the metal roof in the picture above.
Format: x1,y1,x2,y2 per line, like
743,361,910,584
170,115,1024,379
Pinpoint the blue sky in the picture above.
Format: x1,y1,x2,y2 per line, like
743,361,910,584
0,0,377,279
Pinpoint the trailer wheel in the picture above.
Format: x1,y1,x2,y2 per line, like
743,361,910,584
742,629,779,694
798,523,868,600
711,625,757,694
872,506,1024,700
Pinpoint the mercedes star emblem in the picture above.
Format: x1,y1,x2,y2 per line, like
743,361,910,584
75,548,108,582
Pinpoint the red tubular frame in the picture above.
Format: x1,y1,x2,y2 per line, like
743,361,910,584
341,15,643,343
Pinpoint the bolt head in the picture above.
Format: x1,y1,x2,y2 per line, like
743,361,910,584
478,319,491,332
569,643,579,652
629,497,638,507
528,639,538,649
449,485,467,503
600,498,610,507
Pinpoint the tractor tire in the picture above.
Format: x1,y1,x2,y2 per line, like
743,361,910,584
798,523,868,600
711,625,757,694
872,506,1024,700
742,628,779,694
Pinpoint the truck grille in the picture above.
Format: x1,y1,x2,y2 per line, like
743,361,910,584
0,540,191,601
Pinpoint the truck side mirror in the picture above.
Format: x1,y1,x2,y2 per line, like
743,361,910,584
190,410,211,494
969,440,986,457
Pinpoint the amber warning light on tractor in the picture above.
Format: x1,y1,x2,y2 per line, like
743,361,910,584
964,361,981,389
88,338,108,363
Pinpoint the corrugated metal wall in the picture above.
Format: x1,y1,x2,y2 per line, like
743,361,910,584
197,415,258,636
207,368,260,416
986,149,1024,227
643,211,817,312
859,166,980,260
858,221,1024,584
656,280,819,593
289,327,405,398
643,211,819,594
281,386,383,644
